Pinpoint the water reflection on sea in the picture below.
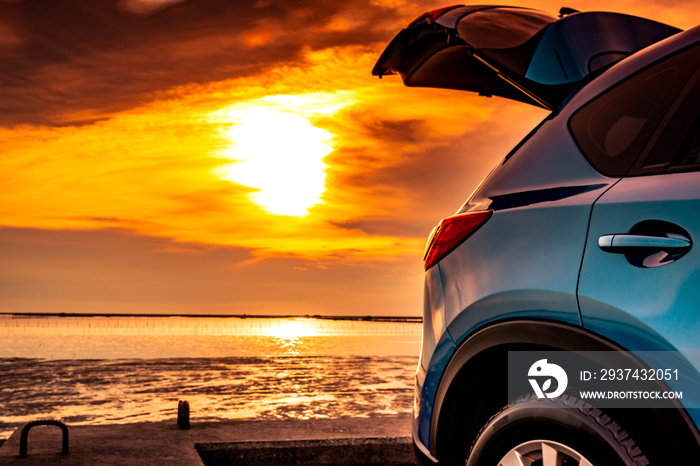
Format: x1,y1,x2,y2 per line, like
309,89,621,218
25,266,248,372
0,315,421,439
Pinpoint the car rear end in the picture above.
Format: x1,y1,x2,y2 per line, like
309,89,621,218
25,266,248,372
374,5,700,465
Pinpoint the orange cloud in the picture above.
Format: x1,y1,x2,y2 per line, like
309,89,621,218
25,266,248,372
0,40,550,264
244,27,274,49
0,227,424,316
118,0,186,15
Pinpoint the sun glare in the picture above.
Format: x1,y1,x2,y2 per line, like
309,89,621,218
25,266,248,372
215,107,334,216
263,319,322,339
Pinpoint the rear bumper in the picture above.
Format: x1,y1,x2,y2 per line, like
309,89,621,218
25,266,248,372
414,435,438,466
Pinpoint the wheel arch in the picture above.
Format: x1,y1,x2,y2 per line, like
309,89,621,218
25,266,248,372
431,319,700,465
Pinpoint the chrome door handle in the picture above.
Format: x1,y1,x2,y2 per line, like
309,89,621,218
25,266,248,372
598,234,691,252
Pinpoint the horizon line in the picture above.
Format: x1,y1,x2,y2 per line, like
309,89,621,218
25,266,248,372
0,312,422,323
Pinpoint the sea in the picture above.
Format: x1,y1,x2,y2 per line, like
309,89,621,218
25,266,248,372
0,315,422,440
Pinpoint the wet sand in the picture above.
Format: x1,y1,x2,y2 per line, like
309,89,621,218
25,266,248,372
1,355,417,440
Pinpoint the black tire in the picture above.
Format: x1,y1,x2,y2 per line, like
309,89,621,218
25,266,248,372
466,394,649,466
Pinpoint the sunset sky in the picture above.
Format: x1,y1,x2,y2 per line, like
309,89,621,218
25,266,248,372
1,0,698,316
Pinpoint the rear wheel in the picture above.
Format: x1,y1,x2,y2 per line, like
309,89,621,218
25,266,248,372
466,394,649,466
499,439,593,466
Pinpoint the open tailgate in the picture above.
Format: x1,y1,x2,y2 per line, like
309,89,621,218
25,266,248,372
373,5,680,109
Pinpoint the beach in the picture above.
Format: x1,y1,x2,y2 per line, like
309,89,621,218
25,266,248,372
0,315,422,447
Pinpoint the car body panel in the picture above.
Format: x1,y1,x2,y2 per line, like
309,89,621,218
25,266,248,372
441,200,589,338
415,329,456,454
578,172,700,425
440,109,614,341
459,112,613,213
420,265,446,372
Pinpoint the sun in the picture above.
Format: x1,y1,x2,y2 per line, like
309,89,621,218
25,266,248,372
263,319,322,339
215,107,333,216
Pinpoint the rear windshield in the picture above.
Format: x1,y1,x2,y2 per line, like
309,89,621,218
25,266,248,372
456,8,555,49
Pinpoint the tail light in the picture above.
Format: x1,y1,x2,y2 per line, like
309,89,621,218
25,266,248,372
423,210,492,270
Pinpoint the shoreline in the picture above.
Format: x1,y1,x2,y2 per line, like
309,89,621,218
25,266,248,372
0,312,422,323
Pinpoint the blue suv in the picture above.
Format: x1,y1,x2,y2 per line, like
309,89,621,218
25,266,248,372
374,5,700,465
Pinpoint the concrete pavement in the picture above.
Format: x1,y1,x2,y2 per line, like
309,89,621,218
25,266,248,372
0,415,414,465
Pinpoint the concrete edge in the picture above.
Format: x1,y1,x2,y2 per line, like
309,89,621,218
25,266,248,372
195,436,412,449
195,436,415,465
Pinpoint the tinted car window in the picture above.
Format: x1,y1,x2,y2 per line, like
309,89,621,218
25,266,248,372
636,66,700,174
569,44,699,177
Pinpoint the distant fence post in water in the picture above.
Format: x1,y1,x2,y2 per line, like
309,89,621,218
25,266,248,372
177,400,190,430
19,419,69,458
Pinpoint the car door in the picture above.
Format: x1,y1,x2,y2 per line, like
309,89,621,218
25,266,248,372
576,40,700,417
